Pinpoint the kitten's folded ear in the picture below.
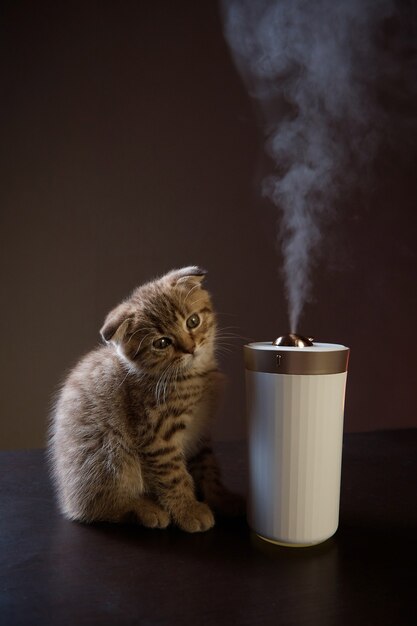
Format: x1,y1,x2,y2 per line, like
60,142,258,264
166,265,208,287
100,303,132,344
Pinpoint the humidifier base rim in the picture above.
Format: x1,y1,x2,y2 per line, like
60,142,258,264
255,531,336,548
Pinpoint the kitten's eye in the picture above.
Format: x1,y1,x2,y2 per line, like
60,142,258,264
186,313,200,329
153,337,172,350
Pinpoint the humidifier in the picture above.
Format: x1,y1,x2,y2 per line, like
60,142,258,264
244,333,350,547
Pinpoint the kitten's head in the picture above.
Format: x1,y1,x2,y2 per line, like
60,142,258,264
100,266,217,376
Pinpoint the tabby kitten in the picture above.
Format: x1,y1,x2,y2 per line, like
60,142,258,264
49,266,240,532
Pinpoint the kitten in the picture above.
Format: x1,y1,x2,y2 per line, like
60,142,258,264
48,266,242,532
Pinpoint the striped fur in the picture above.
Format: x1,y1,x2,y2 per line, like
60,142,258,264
48,267,242,532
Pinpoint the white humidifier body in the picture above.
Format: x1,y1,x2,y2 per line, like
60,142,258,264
244,336,350,547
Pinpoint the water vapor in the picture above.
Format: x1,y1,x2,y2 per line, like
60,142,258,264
221,0,398,331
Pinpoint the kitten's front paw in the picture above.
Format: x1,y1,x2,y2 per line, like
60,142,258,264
176,501,215,533
135,497,170,529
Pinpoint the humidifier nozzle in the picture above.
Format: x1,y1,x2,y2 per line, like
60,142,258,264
273,333,314,347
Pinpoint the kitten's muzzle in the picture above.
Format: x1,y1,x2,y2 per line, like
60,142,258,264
177,337,196,355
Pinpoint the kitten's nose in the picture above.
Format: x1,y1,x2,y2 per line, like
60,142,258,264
179,338,195,354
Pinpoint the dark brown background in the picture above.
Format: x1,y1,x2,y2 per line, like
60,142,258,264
1,1,416,449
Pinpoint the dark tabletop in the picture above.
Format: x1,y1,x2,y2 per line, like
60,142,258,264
1,430,417,626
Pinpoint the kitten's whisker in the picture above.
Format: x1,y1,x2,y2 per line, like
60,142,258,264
155,361,175,405
215,332,245,338
217,343,238,351
117,365,133,389
126,327,142,344
215,340,238,354
163,361,180,403
215,349,233,357
161,367,171,404
183,283,200,306
127,326,155,345
215,337,247,345
216,341,234,349
216,324,241,329
170,362,182,398
133,332,154,358
216,327,248,335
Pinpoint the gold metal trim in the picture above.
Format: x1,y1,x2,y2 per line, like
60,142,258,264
244,343,349,375
256,533,323,548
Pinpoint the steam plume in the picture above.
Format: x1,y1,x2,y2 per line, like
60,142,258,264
221,0,396,331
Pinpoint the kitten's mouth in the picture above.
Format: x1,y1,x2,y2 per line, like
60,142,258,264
180,351,198,370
